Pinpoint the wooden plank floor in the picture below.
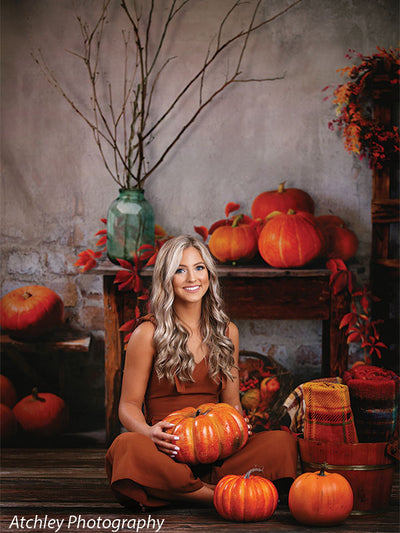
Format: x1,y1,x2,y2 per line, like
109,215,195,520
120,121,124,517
1,448,399,533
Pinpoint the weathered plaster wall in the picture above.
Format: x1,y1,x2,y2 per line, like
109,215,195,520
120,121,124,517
1,0,398,428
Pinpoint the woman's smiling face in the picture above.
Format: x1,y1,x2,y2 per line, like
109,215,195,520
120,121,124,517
172,247,209,304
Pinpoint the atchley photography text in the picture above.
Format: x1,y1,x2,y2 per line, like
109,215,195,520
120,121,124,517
8,515,165,532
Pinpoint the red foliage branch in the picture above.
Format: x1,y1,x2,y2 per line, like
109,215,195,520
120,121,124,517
326,258,387,363
74,220,168,347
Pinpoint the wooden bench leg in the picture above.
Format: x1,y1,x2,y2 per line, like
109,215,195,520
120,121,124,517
103,276,123,446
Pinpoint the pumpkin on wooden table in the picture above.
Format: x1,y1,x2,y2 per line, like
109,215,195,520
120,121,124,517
317,215,359,261
13,388,69,439
251,182,315,220
163,402,248,465
258,209,323,268
208,214,258,264
288,463,353,526
214,467,279,522
0,285,64,340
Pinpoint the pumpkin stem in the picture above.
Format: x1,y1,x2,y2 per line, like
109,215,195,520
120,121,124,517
244,467,264,479
231,214,244,228
318,462,329,476
32,387,46,403
277,181,287,194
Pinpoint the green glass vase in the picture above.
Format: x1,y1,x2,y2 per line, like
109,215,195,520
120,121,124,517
106,189,155,264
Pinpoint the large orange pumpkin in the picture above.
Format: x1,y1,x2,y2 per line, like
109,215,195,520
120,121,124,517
252,182,315,220
0,285,64,340
258,210,323,268
13,388,69,438
208,215,258,264
288,463,353,526
214,467,279,522
163,402,248,465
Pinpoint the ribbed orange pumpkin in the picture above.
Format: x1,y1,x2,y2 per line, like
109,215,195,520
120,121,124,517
258,210,323,268
214,467,279,522
252,182,315,220
0,286,64,340
208,215,258,264
163,402,248,465
289,463,353,526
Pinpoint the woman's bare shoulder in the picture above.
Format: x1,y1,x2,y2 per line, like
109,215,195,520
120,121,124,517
227,321,239,339
127,319,156,349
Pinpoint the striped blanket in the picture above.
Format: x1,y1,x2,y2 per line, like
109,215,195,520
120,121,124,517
284,377,358,443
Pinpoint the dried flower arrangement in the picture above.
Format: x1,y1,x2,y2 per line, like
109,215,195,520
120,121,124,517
324,46,399,170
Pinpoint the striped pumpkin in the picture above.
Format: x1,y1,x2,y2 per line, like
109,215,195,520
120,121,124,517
258,209,323,268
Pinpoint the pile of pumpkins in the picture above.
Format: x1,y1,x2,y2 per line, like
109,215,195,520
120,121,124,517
163,402,354,526
0,286,68,443
0,375,69,443
206,182,359,267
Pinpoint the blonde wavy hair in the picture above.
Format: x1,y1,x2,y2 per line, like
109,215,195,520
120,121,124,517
150,235,235,384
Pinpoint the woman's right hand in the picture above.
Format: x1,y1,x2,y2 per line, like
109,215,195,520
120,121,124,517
149,421,180,458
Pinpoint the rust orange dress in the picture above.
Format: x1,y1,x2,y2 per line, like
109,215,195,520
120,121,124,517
106,338,298,509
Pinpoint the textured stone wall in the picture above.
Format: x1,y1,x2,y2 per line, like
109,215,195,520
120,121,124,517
1,0,398,429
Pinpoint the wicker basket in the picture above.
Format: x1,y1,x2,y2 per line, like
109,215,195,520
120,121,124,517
239,350,293,432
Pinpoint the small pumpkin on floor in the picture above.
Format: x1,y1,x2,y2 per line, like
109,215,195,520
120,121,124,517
163,402,248,465
213,467,279,522
288,463,353,526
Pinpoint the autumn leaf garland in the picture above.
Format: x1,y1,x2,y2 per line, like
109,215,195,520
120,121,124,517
325,46,400,170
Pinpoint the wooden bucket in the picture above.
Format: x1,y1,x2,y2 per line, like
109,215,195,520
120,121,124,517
298,439,395,514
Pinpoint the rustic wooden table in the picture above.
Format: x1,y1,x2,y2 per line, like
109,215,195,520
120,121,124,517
97,262,349,445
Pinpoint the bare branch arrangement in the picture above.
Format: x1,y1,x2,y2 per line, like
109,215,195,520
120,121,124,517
33,0,302,190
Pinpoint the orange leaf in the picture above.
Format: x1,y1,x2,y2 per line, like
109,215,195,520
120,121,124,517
339,313,357,329
209,219,229,234
74,249,102,271
95,235,107,247
225,202,241,218
146,252,158,267
347,331,362,343
194,226,209,242
116,258,135,271
119,318,137,332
